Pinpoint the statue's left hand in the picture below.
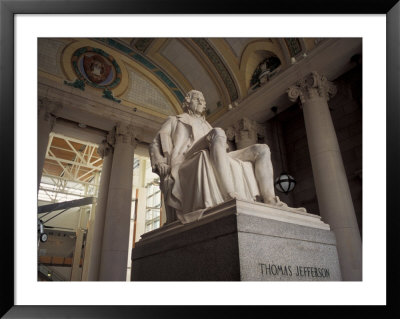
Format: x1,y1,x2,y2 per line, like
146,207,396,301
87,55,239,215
157,162,171,179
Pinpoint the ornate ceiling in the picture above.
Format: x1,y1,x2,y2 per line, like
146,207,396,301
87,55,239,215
38,37,361,143
39,38,319,120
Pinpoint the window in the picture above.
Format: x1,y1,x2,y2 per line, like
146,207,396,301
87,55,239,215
144,178,161,233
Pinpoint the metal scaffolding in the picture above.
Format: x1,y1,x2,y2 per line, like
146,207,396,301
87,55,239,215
38,133,102,203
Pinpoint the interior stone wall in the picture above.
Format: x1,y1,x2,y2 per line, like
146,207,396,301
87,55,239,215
268,65,362,235
275,105,318,215
265,119,295,208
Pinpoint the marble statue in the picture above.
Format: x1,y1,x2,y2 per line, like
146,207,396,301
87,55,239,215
150,90,303,224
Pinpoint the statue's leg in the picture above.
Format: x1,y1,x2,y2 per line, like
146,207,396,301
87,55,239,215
207,128,237,199
229,144,276,204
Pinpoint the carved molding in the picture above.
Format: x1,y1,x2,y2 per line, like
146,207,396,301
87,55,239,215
287,71,337,105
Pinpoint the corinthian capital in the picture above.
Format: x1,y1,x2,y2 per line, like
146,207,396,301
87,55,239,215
109,122,136,147
287,71,337,104
227,117,261,150
97,140,113,158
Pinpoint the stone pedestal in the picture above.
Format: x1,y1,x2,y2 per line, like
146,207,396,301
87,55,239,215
131,200,341,281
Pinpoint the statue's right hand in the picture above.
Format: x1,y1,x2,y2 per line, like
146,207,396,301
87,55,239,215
156,163,171,179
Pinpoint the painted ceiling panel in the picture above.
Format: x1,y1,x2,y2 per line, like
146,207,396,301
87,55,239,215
38,38,66,76
225,38,254,58
121,66,176,115
161,39,221,115
118,38,133,46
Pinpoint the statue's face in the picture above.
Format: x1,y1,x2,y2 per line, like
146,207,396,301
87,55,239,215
189,92,206,114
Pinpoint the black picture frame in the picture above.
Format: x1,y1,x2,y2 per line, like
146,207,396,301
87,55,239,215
1,0,399,317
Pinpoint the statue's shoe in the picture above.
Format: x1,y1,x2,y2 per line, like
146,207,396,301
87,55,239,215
294,207,307,213
273,196,288,207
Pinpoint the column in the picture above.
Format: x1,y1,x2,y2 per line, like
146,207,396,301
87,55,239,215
81,171,100,280
71,227,85,281
233,118,259,150
99,123,136,281
84,140,114,281
287,71,362,280
37,98,61,191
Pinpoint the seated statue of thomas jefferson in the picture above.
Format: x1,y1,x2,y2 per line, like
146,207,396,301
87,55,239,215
149,90,303,224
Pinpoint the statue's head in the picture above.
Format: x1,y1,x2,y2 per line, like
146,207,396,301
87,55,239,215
182,90,207,117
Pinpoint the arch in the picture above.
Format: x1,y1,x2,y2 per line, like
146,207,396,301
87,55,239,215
61,40,129,98
61,39,182,117
239,40,287,92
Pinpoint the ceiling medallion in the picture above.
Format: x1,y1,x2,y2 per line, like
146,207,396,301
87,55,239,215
71,47,122,89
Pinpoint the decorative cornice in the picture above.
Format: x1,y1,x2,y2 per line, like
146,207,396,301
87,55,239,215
287,71,337,105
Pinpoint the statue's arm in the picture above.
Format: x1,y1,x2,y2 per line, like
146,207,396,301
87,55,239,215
149,117,175,176
149,135,166,171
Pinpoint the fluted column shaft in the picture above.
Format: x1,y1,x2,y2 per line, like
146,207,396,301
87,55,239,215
99,123,136,281
85,140,114,281
288,72,362,280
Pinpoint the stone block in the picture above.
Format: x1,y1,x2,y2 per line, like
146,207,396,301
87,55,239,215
131,200,341,281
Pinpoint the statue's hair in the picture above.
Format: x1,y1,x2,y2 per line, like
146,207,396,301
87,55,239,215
182,90,206,118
